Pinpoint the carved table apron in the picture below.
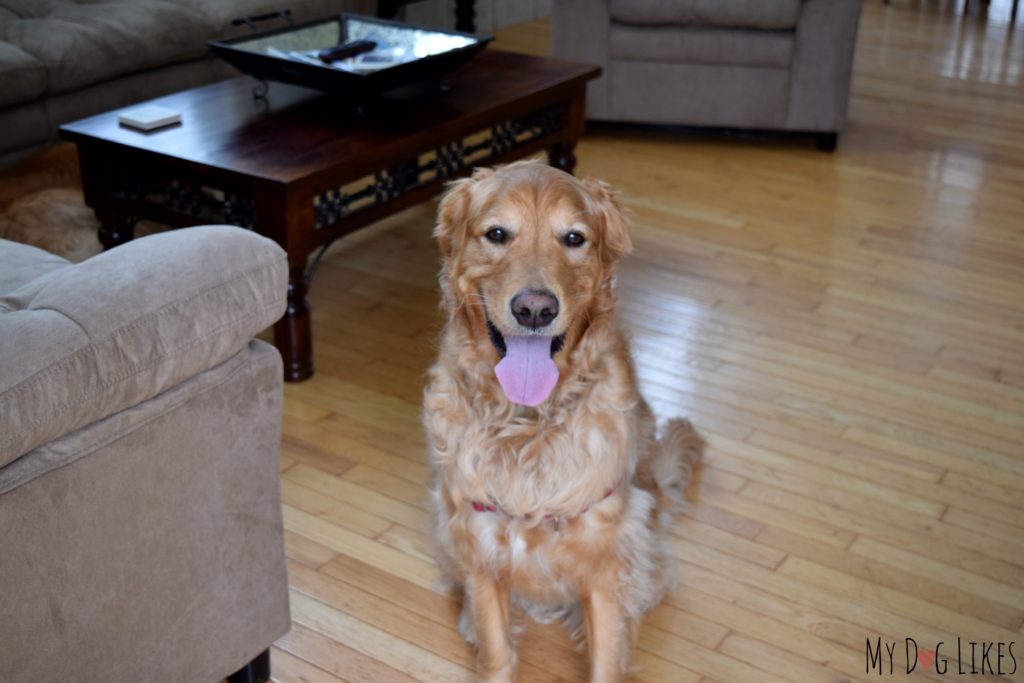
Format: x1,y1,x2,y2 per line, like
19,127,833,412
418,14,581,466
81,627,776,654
60,51,600,381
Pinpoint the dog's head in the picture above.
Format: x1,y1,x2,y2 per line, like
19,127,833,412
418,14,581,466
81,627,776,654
434,159,631,406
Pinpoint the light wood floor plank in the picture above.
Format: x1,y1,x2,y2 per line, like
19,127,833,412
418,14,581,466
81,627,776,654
289,591,475,683
285,464,425,530
777,555,1023,640
741,481,1024,576
275,624,418,683
271,647,350,683
757,526,1024,631
282,506,440,590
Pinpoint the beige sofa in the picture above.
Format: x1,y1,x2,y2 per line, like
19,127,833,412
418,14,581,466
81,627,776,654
0,0,374,168
0,226,291,682
550,0,863,150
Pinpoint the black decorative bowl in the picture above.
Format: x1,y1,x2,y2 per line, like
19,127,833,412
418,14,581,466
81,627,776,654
209,14,492,97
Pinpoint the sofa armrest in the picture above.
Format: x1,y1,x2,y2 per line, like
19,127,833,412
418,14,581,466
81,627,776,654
0,341,289,682
0,225,287,467
786,0,863,132
551,0,612,119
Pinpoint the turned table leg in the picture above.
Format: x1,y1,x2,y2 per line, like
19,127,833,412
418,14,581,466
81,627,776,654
95,206,137,250
227,648,271,683
455,0,476,32
548,143,577,175
275,264,314,382
549,89,585,176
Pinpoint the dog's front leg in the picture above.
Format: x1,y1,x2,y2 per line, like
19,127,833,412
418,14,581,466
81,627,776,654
466,571,515,683
582,588,628,683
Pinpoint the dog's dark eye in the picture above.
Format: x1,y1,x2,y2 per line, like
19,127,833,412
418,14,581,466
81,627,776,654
564,231,586,248
484,227,509,244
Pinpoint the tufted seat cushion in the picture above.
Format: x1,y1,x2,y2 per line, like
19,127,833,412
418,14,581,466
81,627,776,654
0,239,70,293
0,225,287,467
0,42,46,107
610,24,795,67
609,0,803,31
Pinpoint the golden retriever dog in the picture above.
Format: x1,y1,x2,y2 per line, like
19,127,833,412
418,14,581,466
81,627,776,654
423,159,703,683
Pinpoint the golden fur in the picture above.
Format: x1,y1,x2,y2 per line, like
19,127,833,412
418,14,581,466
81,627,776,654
0,188,102,262
422,160,703,683
0,144,166,261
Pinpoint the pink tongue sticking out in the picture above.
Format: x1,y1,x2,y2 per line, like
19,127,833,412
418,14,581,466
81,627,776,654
494,335,559,407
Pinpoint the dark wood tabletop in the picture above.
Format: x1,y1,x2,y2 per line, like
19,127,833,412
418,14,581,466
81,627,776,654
60,51,599,185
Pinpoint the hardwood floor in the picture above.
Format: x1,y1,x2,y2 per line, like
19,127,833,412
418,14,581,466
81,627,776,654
275,3,1024,682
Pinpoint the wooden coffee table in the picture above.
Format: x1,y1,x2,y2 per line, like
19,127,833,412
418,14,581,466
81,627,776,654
59,51,600,381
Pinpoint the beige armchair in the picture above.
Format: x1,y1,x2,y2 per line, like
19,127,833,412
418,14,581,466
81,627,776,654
0,226,290,682
551,0,863,150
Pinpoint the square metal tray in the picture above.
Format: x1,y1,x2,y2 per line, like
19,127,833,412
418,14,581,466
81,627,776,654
209,14,492,97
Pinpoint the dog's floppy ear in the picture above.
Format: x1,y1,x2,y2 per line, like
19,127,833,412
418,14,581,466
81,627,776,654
434,178,471,261
582,177,632,262
434,166,495,260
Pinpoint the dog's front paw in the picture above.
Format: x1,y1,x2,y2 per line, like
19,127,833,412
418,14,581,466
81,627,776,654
457,602,477,645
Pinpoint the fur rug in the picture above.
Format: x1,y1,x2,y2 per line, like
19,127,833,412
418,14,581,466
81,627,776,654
0,188,104,262
0,144,166,262
0,145,99,261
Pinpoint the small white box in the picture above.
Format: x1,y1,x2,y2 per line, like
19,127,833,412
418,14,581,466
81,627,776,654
117,105,182,131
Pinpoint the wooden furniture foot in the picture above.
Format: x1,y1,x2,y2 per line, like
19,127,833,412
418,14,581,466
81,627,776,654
227,648,271,683
377,0,476,31
548,143,578,174
275,267,314,382
816,132,838,152
96,208,137,250
456,0,476,32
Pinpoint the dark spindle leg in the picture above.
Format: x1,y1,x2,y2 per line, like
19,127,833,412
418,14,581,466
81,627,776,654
226,649,271,683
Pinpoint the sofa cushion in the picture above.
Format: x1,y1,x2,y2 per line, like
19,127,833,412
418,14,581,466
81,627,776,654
607,60,790,128
0,239,71,295
0,42,46,107
611,25,795,67
609,0,802,30
0,100,51,156
175,0,376,37
44,57,236,132
0,225,287,467
0,0,217,95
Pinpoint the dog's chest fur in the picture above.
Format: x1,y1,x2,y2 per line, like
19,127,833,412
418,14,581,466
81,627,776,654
425,372,639,602
443,386,633,519
466,496,623,604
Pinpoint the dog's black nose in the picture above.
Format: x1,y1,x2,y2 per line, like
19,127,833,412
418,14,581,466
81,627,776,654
510,289,559,329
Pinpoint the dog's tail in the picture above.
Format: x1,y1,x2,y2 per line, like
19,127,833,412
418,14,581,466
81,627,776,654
653,418,704,518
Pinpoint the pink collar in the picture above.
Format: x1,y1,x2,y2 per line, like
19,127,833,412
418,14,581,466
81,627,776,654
470,479,622,528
